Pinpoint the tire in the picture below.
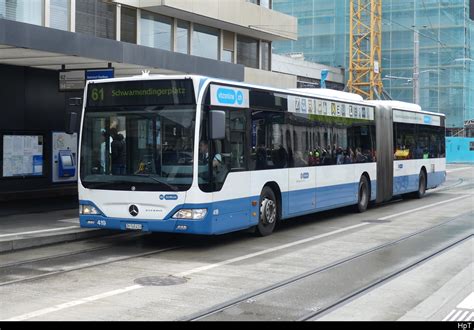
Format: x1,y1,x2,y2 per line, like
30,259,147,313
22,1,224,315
356,176,370,213
413,170,427,199
255,186,279,237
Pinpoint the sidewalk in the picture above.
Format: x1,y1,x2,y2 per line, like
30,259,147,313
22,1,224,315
0,196,113,253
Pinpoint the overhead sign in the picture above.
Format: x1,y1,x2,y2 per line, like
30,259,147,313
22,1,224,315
288,95,375,120
393,109,441,126
59,70,85,91
86,68,114,81
210,85,249,108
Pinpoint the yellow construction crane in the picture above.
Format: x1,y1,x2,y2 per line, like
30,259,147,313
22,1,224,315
347,0,384,100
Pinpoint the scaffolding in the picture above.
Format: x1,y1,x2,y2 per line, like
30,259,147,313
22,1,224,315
347,0,385,100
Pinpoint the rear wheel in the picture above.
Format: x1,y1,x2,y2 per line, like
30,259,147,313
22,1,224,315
255,186,278,237
413,170,427,199
356,176,370,213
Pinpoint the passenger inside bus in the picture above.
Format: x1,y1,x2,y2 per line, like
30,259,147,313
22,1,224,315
110,128,126,175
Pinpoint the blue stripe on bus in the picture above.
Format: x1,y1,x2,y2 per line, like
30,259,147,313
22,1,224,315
427,171,446,189
79,172,443,235
393,170,445,195
282,180,377,218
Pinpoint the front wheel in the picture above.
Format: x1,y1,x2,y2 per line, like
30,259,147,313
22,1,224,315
356,176,370,213
255,187,279,237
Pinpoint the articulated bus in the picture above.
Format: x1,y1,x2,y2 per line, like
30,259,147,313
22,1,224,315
78,75,446,236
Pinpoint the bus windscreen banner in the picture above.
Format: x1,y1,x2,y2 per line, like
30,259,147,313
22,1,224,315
86,79,195,107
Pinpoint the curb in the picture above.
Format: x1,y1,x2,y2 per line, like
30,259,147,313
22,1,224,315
0,228,115,253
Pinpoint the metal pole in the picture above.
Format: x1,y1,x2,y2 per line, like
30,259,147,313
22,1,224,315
413,29,420,105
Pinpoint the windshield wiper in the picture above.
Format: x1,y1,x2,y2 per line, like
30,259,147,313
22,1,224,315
130,174,178,191
82,181,131,189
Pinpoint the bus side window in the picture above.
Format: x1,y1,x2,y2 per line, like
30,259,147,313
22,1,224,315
213,109,247,190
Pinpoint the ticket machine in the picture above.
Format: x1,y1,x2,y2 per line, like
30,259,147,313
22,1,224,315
58,150,76,178
52,132,78,183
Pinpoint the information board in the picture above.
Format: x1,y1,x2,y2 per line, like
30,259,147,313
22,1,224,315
3,135,44,177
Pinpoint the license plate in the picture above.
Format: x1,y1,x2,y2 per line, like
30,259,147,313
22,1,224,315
125,223,143,230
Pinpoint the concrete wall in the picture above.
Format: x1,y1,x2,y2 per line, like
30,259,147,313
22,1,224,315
244,67,296,89
0,64,80,197
114,0,297,40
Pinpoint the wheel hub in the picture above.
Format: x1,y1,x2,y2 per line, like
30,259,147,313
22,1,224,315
261,198,276,225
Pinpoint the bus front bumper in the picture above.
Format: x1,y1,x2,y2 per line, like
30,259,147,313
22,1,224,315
79,215,215,235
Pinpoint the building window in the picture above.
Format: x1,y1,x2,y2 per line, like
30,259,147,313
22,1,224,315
120,6,137,44
0,0,43,25
50,0,69,30
246,0,272,9
176,20,189,54
222,31,235,63
140,11,172,51
261,40,271,71
237,35,259,69
260,0,272,9
76,0,116,39
192,24,219,60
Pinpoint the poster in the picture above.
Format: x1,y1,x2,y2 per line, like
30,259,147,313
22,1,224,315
3,135,44,177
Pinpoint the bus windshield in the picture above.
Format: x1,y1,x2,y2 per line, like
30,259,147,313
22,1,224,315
80,106,195,191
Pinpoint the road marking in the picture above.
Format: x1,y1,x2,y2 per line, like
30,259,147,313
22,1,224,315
446,167,473,173
457,292,474,310
2,222,369,321
459,311,470,321
5,285,142,321
175,223,369,277
58,218,79,224
4,194,471,321
449,310,464,321
0,226,79,238
443,309,474,322
378,195,471,221
442,310,456,321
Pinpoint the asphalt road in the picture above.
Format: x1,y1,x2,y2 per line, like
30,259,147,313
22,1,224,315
0,164,472,321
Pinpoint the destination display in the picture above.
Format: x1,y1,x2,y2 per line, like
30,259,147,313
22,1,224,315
86,79,195,107
287,95,375,120
393,109,441,126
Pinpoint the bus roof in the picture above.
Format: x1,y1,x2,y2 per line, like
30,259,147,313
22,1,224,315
87,74,373,106
367,100,445,117
289,88,364,102
87,74,443,117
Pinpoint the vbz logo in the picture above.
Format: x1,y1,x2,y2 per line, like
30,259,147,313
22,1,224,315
300,172,310,180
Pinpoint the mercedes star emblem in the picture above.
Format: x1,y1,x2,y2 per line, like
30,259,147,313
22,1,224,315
129,205,139,217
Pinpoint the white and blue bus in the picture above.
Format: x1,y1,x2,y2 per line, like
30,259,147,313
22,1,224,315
78,75,446,236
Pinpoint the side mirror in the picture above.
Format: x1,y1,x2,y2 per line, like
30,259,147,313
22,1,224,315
66,112,78,134
209,110,225,140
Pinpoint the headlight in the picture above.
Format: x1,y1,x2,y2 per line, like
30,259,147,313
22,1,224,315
80,205,101,215
172,209,207,220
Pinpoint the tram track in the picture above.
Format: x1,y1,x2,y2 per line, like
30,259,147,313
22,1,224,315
0,174,470,291
301,234,472,321
183,212,473,321
0,187,471,321
0,232,183,287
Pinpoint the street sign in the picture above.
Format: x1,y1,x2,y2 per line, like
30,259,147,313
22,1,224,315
59,70,85,91
86,68,114,81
